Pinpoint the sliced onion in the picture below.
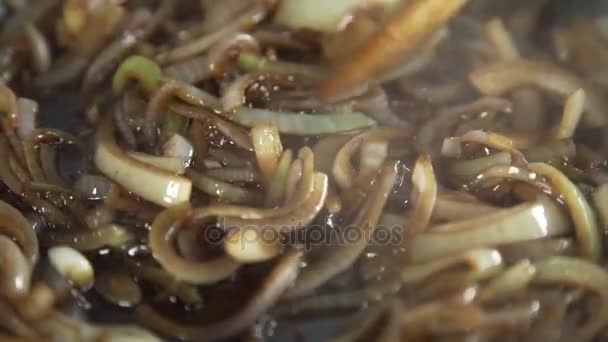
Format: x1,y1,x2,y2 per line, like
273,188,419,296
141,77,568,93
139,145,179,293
528,163,603,261
449,152,512,181
188,169,257,204
469,59,608,128
532,257,608,341
555,88,585,139
224,229,281,263
95,120,192,207
401,248,503,286
227,107,376,135
274,0,400,32
149,204,240,284
0,236,31,298
48,246,93,288
404,154,437,235
162,133,193,166
251,123,283,185
127,152,187,175
320,0,469,97
333,127,410,189
16,98,38,139
478,259,536,302
432,192,499,222
407,196,570,263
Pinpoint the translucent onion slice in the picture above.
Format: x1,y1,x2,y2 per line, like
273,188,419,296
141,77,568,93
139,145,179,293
555,89,585,139
127,152,187,175
274,0,400,32
528,163,602,261
224,229,281,263
188,169,257,204
405,154,437,235
466,165,552,194
478,259,536,302
432,192,499,222
500,238,576,263
469,59,608,128
0,236,31,298
95,120,192,207
333,127,411,189
227,108,376,135
357,141,388,183
16,98,38,140
449,152,512,181
532,257,608,341
251,123,283,185
162,134,193,165
149,204,240,285
407,196,570,263
401,248,503,286
48,246,93,288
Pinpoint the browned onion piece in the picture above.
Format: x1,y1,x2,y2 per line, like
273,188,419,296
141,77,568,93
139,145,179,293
149,204,240,284
469,59,608,128
137,249,301,341
288,161,398,297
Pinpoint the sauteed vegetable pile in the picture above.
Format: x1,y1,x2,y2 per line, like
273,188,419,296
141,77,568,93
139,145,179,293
2,0,608,341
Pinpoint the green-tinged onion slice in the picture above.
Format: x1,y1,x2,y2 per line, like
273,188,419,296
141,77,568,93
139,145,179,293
95,120,192,207
112,55,162,95
227,108,376,135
